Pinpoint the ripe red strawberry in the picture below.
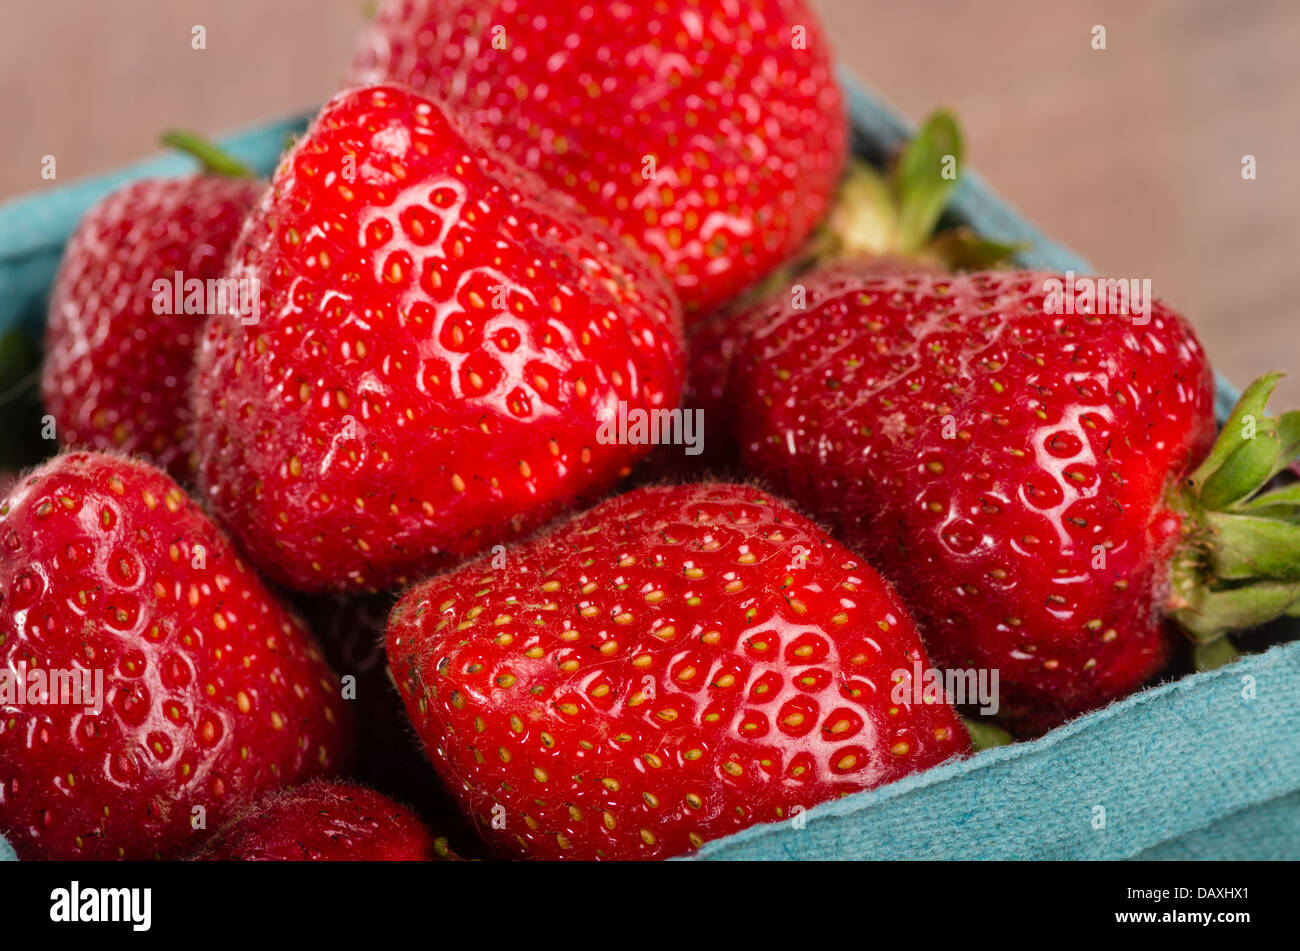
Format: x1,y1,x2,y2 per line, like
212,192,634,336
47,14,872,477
346,0,847,319
42,135,263,480
193,84,683,594
733,268,1300,733
191,781,442,860
387,482,969,860
0,452,351,860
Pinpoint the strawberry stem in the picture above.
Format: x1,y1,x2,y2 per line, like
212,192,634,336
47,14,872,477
809,110,1022,272
1169,372,1300,643
733,109,1024,311
160,129,255,178
727,111,1022,313
823,160,902,259
1193,637,1243,671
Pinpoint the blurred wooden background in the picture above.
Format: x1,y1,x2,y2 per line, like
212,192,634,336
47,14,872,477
3,0,1297,402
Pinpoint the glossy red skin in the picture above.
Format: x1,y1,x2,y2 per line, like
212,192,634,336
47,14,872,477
734,270,1217,734
193,85,683,593
43,176,264,480
0,453,351,860
347,0,847,319
387,482,969,860
193,781,434,860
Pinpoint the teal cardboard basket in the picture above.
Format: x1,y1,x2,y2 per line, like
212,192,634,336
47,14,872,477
0,71,1296,861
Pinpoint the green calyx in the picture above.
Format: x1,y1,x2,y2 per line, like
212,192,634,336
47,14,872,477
813,109,1023,270
1168,372,1300,655
160,129,255,178
732,110,1022,309
960,715,1014,752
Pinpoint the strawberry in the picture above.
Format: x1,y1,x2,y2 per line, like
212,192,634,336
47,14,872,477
191,781,444,860
346,0,848,319
193,84,683,593
0,452,351,860
732,268,1300,733
42,134,264,481
386,482,969,860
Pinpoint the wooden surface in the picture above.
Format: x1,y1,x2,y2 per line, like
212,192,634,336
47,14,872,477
4,0,1297,402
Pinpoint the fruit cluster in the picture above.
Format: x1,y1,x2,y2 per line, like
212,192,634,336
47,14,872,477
4,0,1299,862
